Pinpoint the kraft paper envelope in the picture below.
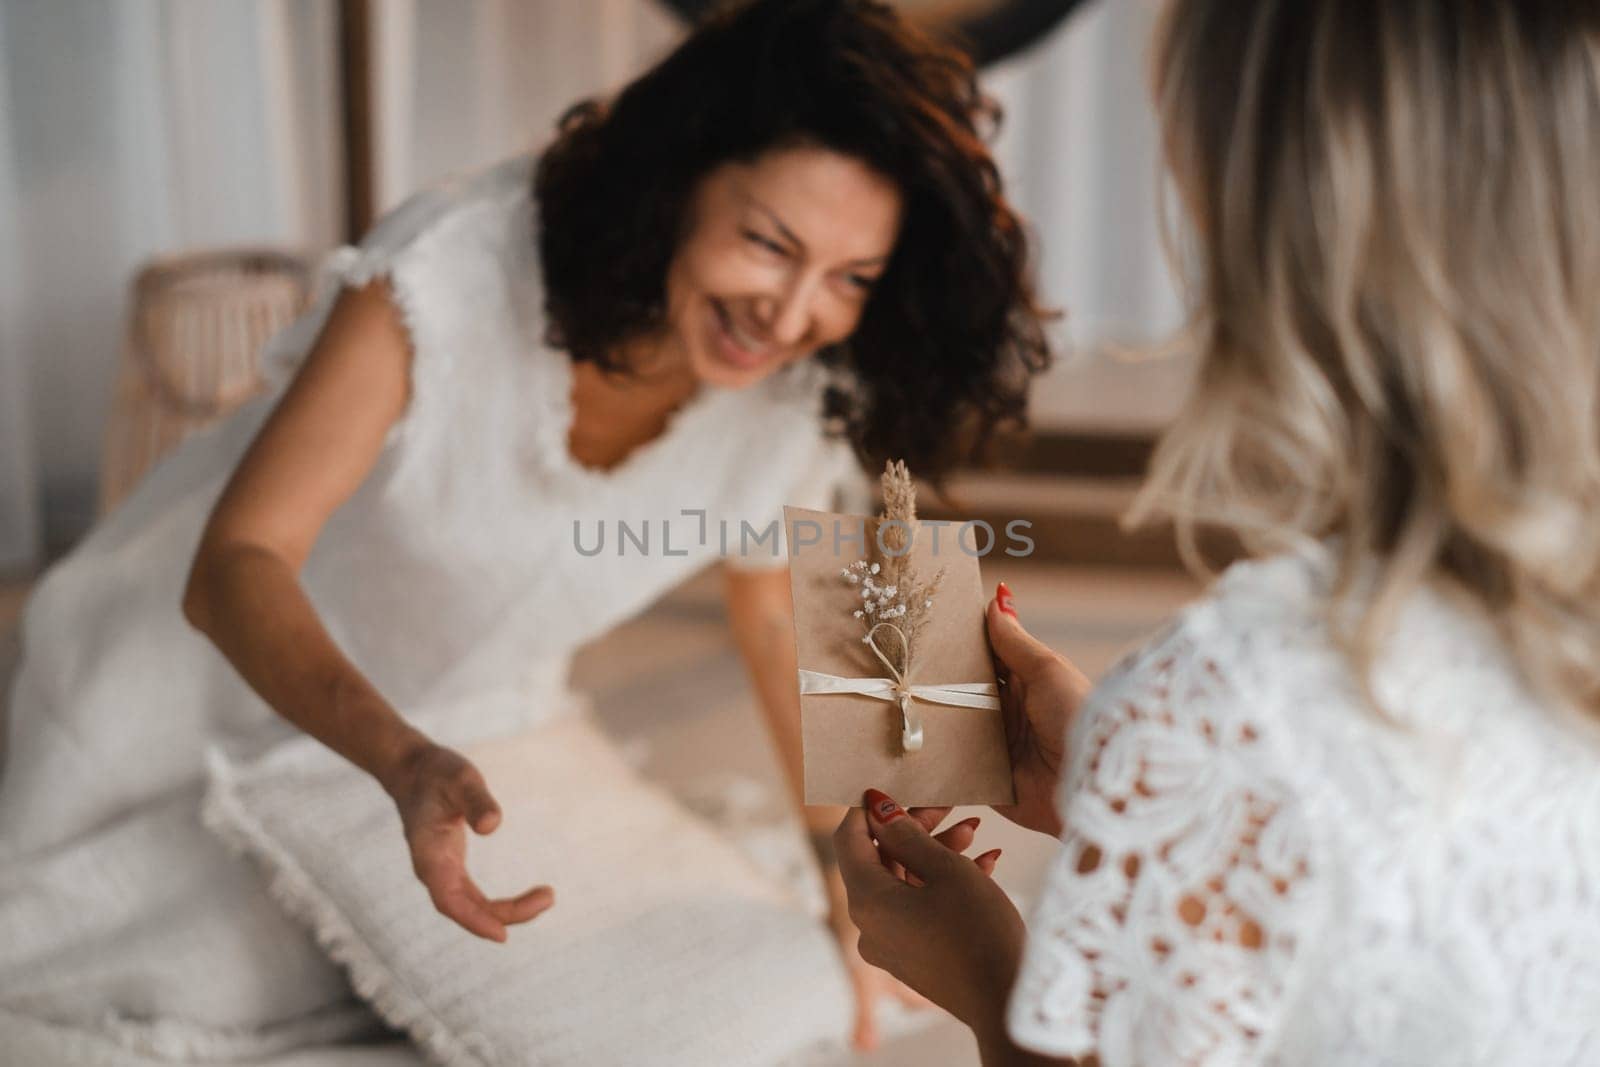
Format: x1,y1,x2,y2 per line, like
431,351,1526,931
784,505,1015,808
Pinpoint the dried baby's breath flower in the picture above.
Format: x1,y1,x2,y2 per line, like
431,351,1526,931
838,461,946,676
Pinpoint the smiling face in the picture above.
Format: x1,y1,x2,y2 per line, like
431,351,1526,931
660,144,904,390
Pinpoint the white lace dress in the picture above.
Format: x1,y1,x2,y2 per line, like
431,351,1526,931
0,155,852,1054
1006,550,1600,1066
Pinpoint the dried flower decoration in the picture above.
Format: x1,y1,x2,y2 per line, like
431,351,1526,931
840,460,945,677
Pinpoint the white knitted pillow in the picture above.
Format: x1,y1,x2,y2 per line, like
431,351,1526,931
203,696,854,1067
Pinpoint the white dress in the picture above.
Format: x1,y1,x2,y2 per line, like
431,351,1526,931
1007,549,1600,1066
0,156,852,1053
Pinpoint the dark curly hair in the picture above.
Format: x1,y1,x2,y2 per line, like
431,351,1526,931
534,0,1051,480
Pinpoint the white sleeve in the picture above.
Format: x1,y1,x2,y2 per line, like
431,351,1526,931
1006,611,1327,1066
258,184,456,391
258,155,534,392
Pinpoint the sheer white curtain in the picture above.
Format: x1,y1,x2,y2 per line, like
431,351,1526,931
0,0,341,565
0,8,37,573
986,0,1190,432
368,0,683,214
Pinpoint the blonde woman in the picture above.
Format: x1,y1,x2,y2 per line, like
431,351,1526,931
835,2,1600,1064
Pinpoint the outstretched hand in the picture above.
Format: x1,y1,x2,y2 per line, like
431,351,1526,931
385,743,554,941
987,583,1090,838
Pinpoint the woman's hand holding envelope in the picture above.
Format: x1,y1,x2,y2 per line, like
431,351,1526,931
983,582,1091,838
829,586,1091,1066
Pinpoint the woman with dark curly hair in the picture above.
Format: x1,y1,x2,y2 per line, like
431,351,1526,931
537,0,1048,479
0,0,1048,1058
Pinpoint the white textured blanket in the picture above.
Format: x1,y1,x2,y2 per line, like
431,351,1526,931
0,1008,425,1067
201,698,857,1067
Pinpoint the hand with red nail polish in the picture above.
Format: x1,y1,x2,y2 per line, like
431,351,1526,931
986,583,1092,838
996,580,1018,618
831,791,1028,1048
864,787,907,823
835,790,949,1049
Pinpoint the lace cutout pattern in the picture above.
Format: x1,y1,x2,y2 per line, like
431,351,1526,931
1007,613,1322,1066
1007,554,1600,1066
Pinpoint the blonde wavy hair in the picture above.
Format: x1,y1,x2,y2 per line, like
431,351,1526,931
1139,0,1600,719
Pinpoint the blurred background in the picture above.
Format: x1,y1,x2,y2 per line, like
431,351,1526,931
0,2,1201,1064
0,0,1190,570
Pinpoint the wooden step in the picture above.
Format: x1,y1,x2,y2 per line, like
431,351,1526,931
919,472,1240,571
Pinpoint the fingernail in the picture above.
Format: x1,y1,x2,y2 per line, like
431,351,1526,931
959,816,981,831
978,848,1003,866
996,581,1017,619
863,788,906,823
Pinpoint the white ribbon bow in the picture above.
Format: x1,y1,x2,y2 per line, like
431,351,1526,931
797,623,999,753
